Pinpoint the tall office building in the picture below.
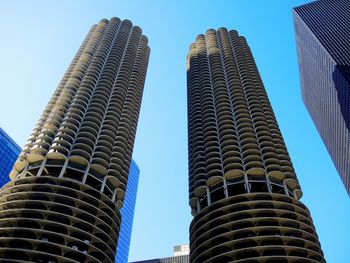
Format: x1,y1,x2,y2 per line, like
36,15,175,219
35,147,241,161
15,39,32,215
116,159,140,263
293,0,350,195
0,127,21,186
0,17,150,263
187,28,325,262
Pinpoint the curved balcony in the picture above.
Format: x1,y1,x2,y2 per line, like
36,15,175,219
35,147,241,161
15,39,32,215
189,193,324,263
0,174,121,263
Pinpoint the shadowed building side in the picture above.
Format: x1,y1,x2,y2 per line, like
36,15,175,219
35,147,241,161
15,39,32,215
0,17,150,263
187,28,325,262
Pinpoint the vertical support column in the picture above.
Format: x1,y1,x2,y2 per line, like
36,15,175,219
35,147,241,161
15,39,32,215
223,177,229,197
265,175,272,193
59,159,69,178
100,176,108,193
244,173,250,193
82,167,90,184
19,164,29,178
112,188,117,203
36,158,47,177
283,180,290,197
196,197,201,214
206,187,211,206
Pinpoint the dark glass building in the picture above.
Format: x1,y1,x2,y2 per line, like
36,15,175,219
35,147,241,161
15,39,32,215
0,127,20,187
0,18,150,263
187,28,325,262
116,159,140,263
293,0,350,195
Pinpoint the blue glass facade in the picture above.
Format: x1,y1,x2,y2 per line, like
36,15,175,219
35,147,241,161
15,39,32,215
293,0,350,195
116,159,140,263
0,128,20,187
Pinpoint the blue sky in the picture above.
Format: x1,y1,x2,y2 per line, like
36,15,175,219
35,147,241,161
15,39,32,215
0,1,349,262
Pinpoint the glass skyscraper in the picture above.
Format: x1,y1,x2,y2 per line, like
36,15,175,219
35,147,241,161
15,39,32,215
116,159,140,263
293,0,350,196
0,127,21,187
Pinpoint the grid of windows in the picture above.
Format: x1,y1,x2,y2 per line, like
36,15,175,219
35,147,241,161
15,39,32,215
294,0,350,195
115,159,140,263
294,0,350,66
0,128,20,187
173,244,189,256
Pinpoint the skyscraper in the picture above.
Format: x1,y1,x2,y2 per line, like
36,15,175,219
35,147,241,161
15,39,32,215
0,17,150,263
0,127,20,187
293,0,350,196
187,28,325,262
116,159,140,263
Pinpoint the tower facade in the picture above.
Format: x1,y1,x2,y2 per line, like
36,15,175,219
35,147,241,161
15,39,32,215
0,18,150,263
0,127,20,187
293,0,350,195
116,159,140,263
187,28,325,262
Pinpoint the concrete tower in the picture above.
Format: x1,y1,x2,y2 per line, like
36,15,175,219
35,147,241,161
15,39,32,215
187,28,324,262
0,18,150,263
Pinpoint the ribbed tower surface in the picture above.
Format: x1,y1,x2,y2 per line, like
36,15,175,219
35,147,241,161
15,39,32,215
186,28,325,263
0,18,150,263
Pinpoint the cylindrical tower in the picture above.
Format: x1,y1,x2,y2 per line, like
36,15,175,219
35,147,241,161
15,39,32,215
187,28,325,263
0,18,150,263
